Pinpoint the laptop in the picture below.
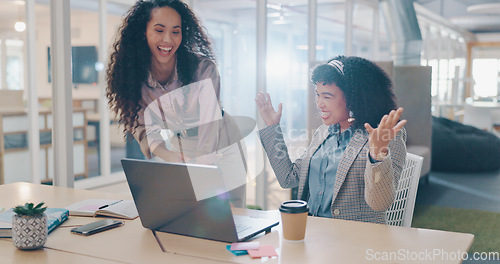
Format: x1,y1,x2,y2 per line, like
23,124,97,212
121,158,279,243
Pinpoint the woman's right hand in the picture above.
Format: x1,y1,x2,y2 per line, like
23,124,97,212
153,144,189,163
255,91,282,127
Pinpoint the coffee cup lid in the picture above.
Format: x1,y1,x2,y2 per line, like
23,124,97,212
279,200,309,214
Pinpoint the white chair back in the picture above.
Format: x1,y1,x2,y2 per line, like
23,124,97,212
386,153,423,227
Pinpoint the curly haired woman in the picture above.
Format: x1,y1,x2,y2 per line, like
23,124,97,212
107,0,246,206
256,56,407,223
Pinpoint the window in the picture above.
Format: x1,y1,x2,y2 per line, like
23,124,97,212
5,39,24,90
471,45,500,99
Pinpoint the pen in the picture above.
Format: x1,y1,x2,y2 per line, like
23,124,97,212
98,200,123,210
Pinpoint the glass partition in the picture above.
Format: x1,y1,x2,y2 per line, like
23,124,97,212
0,0,131,184
0,1,50,184
67,1,129,180
69,1,130,179
266,1,309,209
317,0,345,60
352,1,375,58
195,0,261,206
417,11,470,118
197,0,311,209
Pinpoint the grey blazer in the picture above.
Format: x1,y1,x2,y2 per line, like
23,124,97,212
259,124,407,223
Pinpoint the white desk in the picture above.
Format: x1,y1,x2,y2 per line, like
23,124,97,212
0,182,474,264
0,183,220,264
0,240,119,264
464,101,500,131
469,101,500,109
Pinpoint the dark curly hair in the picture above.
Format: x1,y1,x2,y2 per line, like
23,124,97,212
106,0,214,132
311,56,397,129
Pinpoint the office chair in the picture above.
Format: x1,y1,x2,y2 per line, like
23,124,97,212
386,153,424,227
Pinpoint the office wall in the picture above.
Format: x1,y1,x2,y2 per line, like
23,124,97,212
476,33,500,42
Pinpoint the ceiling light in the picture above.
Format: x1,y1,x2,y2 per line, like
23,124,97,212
272,16,290,25
296,45,325,50
267,3,282,11
14,5,25,32
15,21,26,32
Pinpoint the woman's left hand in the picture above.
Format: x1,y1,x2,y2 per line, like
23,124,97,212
364,107,407,160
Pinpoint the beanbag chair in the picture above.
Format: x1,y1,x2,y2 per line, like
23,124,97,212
431,116,500,172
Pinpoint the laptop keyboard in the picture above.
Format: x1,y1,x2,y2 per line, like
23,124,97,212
233,215,253,233
235,223,252,233
233,214,279,239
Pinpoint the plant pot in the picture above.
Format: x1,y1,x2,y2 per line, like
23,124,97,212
12,214,47,250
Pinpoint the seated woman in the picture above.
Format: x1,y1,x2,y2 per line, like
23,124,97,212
255,56,407,224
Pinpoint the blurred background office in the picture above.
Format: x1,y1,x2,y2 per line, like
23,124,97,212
0,0,499,213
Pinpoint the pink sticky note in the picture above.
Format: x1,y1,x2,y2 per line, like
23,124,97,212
247,245,278,258
230,242,260,251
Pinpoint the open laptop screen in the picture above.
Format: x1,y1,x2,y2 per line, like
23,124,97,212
121,159,239,241
122,158,278,242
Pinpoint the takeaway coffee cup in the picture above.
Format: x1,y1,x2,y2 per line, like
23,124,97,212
279,200,309,242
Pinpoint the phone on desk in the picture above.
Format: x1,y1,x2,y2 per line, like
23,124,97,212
71,219,124,236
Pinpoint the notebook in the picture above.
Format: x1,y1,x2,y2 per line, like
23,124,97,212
121,158,279,243
65,199,139,220
0,208,69,238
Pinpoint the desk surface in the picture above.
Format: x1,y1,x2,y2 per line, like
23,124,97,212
0,239,120,264
469,101,500,109
0,182,474,264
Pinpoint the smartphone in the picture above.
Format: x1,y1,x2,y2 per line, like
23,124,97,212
71,219,124,236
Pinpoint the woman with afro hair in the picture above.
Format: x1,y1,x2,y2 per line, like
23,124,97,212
107,0,246,207
256,56,407,223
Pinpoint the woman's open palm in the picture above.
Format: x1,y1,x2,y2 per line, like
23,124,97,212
255,91,283,127
364,107,407,157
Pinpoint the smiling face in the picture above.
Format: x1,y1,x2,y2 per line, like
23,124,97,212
146,7,182,70
315,82,351,130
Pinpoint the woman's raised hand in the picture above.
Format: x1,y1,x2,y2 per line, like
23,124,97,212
255,91,283,127
364,107,407,159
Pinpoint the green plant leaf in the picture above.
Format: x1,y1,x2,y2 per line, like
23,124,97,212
12,202,47,216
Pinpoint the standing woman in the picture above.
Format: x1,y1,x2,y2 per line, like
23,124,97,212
256,56,407,223
107,0,246,206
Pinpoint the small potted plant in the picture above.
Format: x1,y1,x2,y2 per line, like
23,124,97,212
11,202,48,250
